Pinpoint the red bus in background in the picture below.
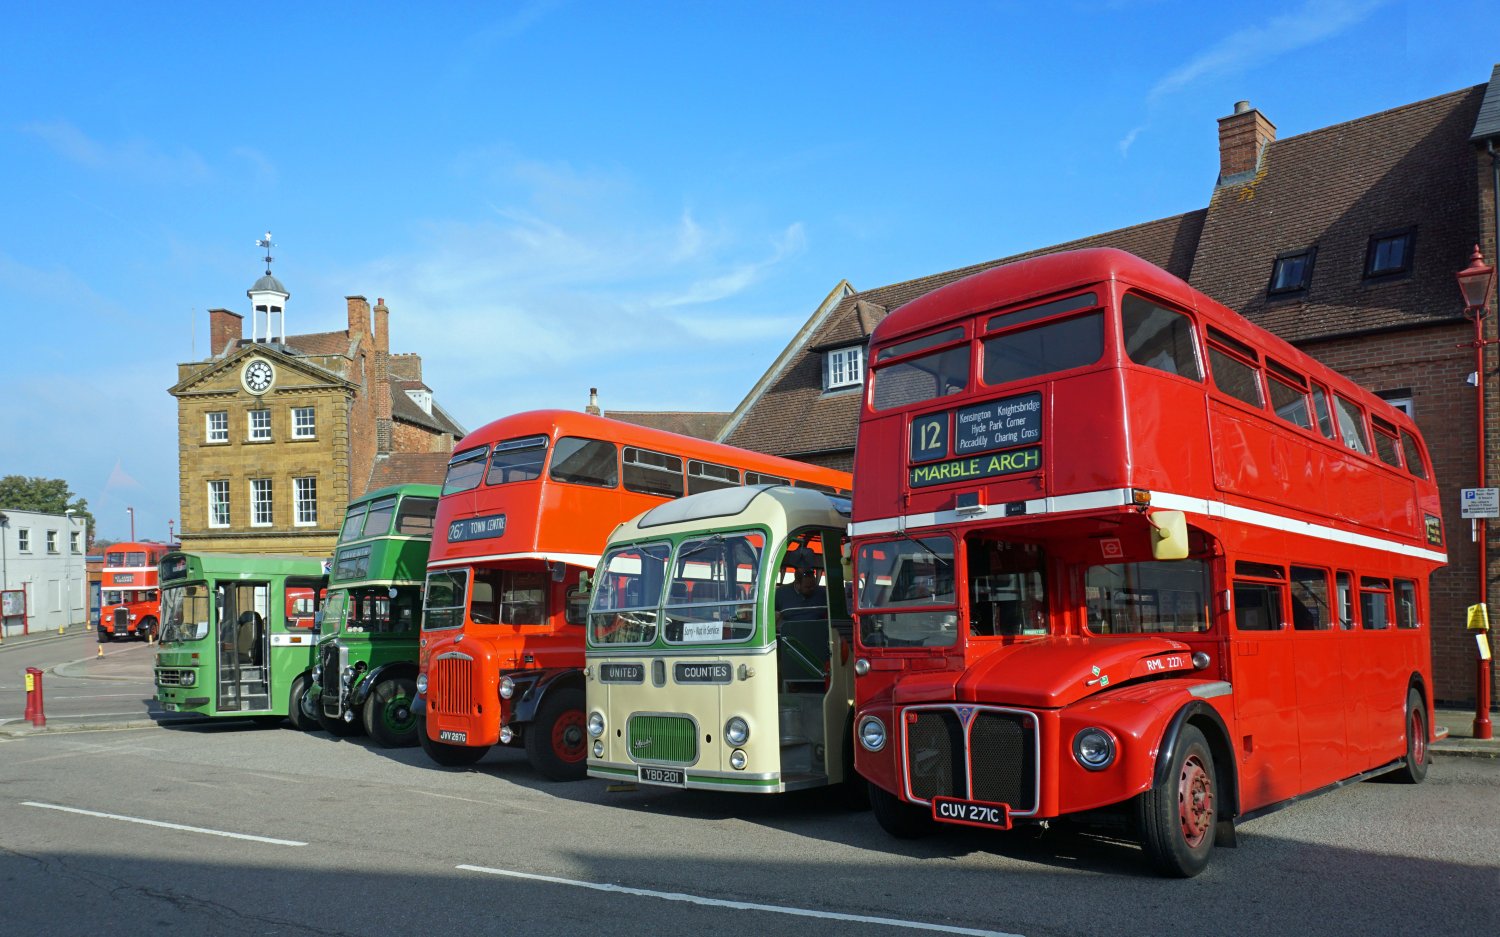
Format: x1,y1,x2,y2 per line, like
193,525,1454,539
849,248,1444,876
100,541,168,641
419,409,851,780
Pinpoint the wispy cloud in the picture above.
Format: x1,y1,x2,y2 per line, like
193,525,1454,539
1119,0,1388,153
22,119,212,183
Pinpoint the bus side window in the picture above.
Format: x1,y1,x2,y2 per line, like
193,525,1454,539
1360,577,1392,629
1289,566,1331,630
1233,562,1285,631
1336,571,1356,629
1394,580,1419,628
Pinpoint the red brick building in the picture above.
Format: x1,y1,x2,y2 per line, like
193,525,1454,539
722,65,1500,706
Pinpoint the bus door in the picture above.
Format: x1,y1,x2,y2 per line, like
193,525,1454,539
772,530,848,781
1228,561,1300,804
216,580,270,711
1287,565,1349,789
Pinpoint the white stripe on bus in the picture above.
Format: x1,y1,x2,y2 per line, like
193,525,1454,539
456,865,1023,937
22,801,307,846
848,487,1448,565
427,551,601,569
102,567,157,574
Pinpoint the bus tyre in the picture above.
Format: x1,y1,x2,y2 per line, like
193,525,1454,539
525,687,588,781
416,712,488,767
1138,724,1217,878
317,703,363,737
137,618,156,642
286,673,315,732
870,783,936,839
1394,689,1430,784
364,676,419,748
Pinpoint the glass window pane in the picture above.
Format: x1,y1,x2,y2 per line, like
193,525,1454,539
1400,432,1428,479
872,347,970,411
1209,346,1263,407
983,312,1104,387
589,542,672,645
486,435,548,485
549,437,618,487
1333,396,1370,454
1122,296,1201,380
442,447,489,494
1267,375,1312,429
396,497,437,535
1290,566,1330,630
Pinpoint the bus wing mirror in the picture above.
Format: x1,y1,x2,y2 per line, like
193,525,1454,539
1150,510,1189,560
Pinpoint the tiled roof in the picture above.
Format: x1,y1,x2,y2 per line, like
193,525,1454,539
1190,85,1486,342
391,383,465,437
605,411,731,441
282,330,354,357
366,452,451,490
723,210,1207,459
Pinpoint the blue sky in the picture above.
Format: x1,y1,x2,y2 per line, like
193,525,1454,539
1,0,1492,540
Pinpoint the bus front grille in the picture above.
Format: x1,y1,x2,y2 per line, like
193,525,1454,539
113,608,127,627
156,669,190,687
903,706,1038,813
429,655,474,715
318,645,340,697
627,714,698,765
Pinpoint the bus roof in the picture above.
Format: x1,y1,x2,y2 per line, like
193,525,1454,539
351,482,442,506
160,552,326,578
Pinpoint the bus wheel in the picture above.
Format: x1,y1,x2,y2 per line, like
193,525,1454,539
364,676,419,748
317,704,363,738
1393,689,1430,784
286,674,315,732
137,618,156,642
525,687,587,781
416,712,488,767
1138,724,1217,878
869,784,936,839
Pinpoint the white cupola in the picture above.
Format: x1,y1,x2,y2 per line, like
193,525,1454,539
247,231,290,343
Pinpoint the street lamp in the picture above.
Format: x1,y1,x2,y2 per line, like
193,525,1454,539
126,506,135,542
1458,244,1497,741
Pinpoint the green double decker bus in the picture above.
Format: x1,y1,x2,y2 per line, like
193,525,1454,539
310,483,439,746
154,552,327,723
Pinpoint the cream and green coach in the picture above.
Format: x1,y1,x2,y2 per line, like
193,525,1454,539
584,485,860,795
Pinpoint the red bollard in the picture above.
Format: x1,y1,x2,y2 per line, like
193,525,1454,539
25,667,45,728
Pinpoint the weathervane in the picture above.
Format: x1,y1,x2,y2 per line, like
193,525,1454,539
255,231,275,275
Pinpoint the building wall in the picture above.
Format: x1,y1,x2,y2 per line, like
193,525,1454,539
391,419,455,453
0,509,88,636
175,358,351,558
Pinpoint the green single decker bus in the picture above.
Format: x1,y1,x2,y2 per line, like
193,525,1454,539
586,485,861,796
154,552,327,723
311,484,440,746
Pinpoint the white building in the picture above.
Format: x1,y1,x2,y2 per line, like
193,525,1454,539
0,509,87,637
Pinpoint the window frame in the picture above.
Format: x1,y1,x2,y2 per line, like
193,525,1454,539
250,478,274,527
1206,327,1265,409
205,410,229,444
823,344,866,392
291,406,317,440
293,476,318,527
247,408,272,442
208,480,231,528
1363,227,1416,281
46,530,58,554
1267,246,1317,298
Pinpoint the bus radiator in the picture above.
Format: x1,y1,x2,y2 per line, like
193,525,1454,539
905,707,1037,812
429,655,474,715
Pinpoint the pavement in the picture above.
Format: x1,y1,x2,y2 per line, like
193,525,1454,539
3,625,1497,757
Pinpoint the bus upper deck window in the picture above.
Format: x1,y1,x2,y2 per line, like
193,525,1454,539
1399,431,1429,479
871,346,969,411
443,447,490,494
487,434,549,485
983,312,1104,386
1206,327,1263,408
549,437,619,488
1122,295,1202,380
1332,396,1371,455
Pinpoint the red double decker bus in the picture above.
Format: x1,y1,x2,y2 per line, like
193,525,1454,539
849,249,1445,876
100,541,168,641
419,409,851,779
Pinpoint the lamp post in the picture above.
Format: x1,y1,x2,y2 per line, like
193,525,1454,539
1458,244,1497,741
127,506,135,542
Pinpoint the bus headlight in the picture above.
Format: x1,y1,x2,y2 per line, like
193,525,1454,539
588,711,605,738
729,749,748,770
1072,727,1117,771
854,658,870,676
180,671,196,687
724,716,750,746
499,676,515,700
341,668,354,686
592,740,604,758
312,666,323,682
415,673,427,694
858,716,886,752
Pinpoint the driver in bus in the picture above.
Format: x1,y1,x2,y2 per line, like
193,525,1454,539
775,552,827,624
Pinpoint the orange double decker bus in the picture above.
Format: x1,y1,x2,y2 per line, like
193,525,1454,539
849,248,1445,876
100,541,168,641
418,409,851,779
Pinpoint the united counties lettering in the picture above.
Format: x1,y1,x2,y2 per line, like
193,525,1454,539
909,447,1041,488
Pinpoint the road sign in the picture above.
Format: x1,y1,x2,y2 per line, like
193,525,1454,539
1461,487,1500,519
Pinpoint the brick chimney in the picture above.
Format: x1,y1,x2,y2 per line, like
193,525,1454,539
209,308,243,357
374,298,393,453
1217,100,1276,183
346,295,370,339
586,388,601,416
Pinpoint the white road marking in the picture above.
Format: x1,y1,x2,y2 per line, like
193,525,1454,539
22,802,307,846
457,865,1024,937
409,789,548,812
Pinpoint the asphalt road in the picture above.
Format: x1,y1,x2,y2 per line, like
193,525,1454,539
2,692,1498,937
0,630,160,729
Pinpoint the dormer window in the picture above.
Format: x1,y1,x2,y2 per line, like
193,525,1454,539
823,345,865,391
1267,247,1316,298
1365,228,1415,280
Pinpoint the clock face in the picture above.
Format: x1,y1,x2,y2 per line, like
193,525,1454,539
243,359,275,395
